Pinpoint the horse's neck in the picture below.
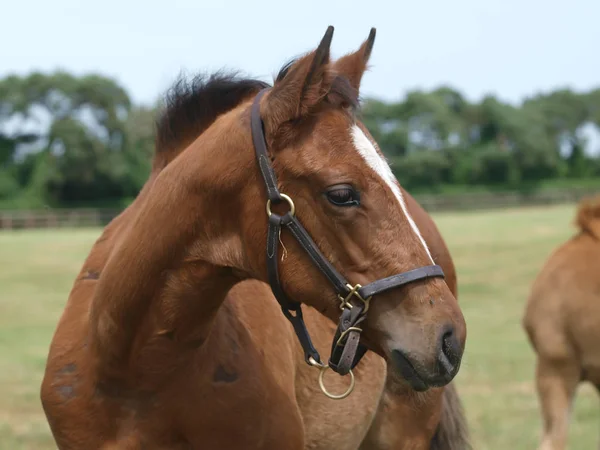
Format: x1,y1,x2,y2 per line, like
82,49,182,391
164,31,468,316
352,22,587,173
144,260,239,346
87,234,239,388
87,142,251,382
123,259,239,387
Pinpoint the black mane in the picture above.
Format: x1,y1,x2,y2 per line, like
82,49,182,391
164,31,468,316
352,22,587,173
155,71,269,155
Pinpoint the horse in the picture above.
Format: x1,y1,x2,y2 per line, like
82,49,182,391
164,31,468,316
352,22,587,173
41,26,469,449
523,195,600,450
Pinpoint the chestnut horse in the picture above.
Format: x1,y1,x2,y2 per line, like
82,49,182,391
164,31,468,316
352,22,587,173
41,27,469,449
523,196,600,450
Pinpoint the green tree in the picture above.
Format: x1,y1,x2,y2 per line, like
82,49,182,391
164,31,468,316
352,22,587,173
0,71,133,205
523,89,590,177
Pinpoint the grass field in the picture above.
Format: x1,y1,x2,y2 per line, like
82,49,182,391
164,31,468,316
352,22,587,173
0,203,598,449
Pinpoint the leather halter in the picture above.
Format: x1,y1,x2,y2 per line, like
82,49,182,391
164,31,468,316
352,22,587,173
250,88,445,387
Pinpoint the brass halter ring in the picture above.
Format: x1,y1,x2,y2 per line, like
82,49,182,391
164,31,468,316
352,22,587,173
308,357,355,400
266,193,295,217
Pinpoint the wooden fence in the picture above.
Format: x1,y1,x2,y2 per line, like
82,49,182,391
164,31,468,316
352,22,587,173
0,208,122,230
1,187,599,230
414,186,600,212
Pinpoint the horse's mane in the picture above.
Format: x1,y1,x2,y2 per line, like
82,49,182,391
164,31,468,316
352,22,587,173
152,59,358,168
153,71,270,167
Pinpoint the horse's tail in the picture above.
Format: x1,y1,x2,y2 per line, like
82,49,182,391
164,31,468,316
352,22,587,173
430,382,472,450
575,194,600,240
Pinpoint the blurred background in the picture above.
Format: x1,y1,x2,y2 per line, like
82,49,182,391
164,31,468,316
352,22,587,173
1,0,599,448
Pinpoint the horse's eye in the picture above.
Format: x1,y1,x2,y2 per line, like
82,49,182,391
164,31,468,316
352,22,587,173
325,185,360,207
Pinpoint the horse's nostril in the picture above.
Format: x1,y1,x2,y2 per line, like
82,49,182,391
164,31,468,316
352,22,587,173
438,326,461,378
442,332,453,358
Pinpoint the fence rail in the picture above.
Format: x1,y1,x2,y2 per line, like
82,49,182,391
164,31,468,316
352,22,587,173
414,186,600,212
0,208,122,230
1,187,599,230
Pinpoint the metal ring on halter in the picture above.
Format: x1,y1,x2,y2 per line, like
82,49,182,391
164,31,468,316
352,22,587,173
318,365,355,400
309,356,355,400
266,193,295,217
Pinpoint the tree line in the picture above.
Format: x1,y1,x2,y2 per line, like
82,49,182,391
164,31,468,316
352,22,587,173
1,71,599,209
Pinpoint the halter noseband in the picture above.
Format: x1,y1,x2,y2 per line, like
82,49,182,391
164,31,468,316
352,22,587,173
250,88,445,399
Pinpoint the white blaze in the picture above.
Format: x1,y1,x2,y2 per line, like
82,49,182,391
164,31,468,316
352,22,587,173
350,125,434,263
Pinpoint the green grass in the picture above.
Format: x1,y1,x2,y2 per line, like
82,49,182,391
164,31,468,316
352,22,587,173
0,230,99,449
0,204,598,449
435,204,598,449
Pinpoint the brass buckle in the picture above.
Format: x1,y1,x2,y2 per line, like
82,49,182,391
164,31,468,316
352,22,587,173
338,283,372,314
335,326,362,347
266,193,295,217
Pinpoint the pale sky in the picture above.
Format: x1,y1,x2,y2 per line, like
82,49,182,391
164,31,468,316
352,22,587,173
1,0,599,107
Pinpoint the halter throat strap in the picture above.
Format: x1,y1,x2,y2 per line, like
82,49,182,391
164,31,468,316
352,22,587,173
250,88,445,375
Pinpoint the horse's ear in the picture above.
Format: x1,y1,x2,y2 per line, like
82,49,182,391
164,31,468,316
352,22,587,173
262,26,335,135
332,28,376,95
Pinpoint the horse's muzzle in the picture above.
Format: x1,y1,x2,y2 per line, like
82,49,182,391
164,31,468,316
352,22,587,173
390,324,463,391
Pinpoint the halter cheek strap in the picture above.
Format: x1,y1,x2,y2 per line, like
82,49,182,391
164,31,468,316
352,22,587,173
250,88,445,393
